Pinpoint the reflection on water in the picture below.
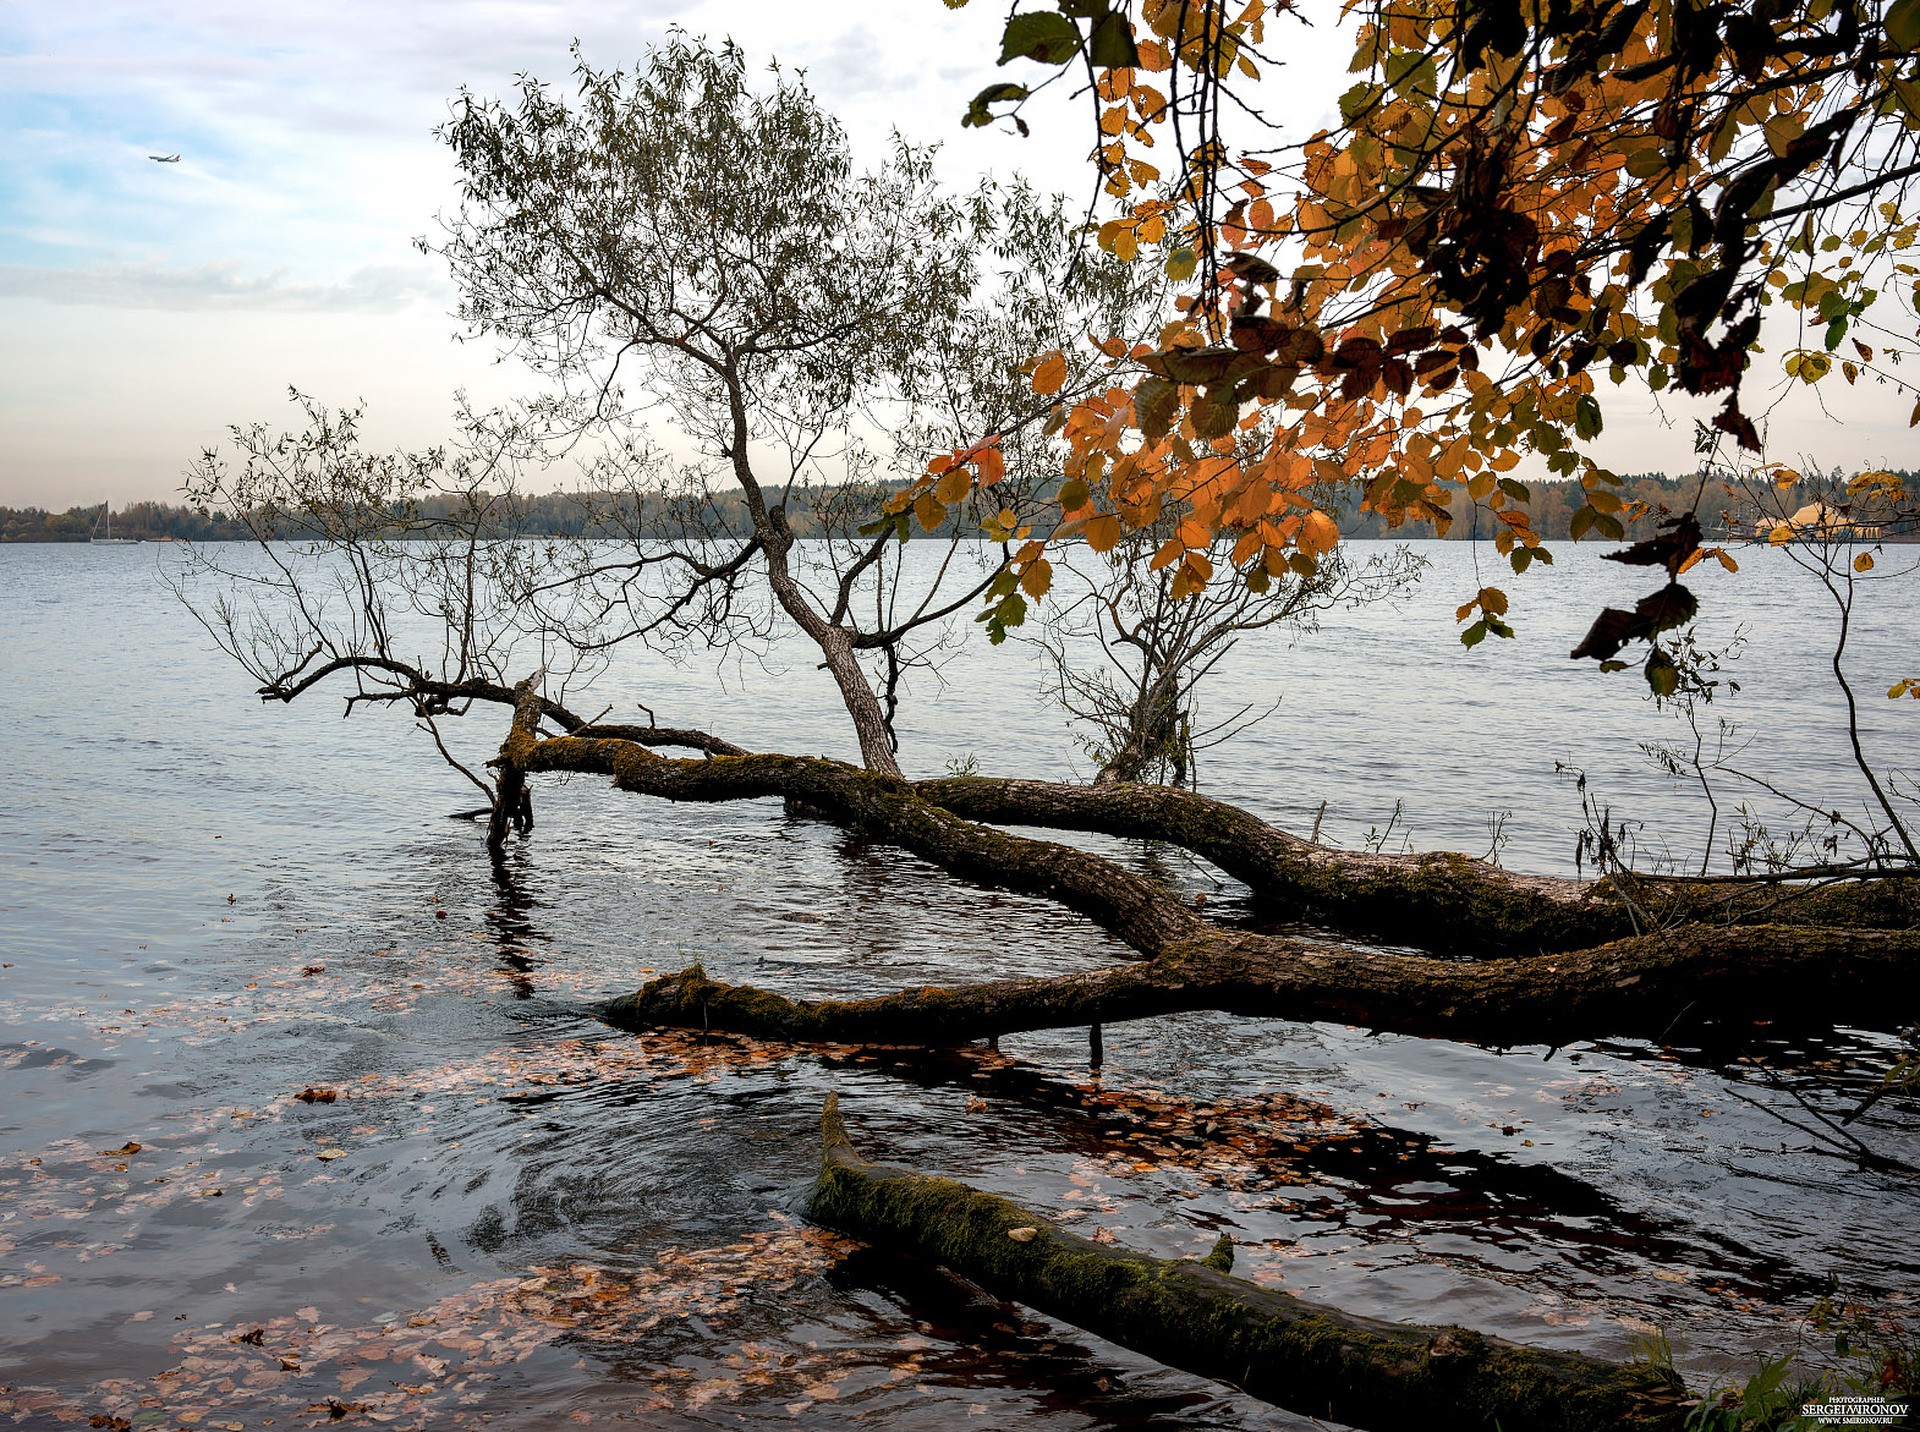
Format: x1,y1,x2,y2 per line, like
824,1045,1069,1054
1,542,1915,1428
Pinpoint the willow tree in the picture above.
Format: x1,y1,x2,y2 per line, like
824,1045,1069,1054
183,36,1149,810
425,37,1150,777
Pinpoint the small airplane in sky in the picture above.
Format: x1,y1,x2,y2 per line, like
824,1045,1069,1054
147,153,180,163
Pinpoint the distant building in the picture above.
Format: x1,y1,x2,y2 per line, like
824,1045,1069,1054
1754,500,1883,542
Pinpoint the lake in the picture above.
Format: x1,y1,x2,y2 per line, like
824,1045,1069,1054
2,538,1915,1429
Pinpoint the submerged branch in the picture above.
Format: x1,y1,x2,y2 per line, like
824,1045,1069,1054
611,922,1920,1049
808,1095,1688,1432
913,777,1920,951
487,733,1920,1050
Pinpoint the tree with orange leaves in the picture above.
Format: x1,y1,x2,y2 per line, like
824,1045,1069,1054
922,0,1920,692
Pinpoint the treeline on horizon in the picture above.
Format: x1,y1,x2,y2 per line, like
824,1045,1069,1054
5,471,1910,545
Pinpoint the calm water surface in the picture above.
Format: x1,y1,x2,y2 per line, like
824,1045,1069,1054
2,540,1916,1429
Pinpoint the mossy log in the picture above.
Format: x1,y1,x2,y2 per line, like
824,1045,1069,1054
807,1094,1688,1432
610,921,1920,1048
504,732,1920,1048
913,776,1920,952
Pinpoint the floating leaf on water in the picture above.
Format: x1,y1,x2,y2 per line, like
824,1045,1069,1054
315,1149,347,1161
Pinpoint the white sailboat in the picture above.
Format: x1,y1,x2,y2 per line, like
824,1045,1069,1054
90,502,138,545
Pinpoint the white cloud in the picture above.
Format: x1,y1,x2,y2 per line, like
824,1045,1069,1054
0,260,447,312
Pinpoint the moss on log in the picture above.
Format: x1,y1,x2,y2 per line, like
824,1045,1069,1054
807,1095,1689,1432
914,776,1920,952
608,921,1920,1049
510,732,1919,1050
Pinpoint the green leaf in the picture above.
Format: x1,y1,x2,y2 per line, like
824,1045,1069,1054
1461,618,1488,648
1645,646,1680,698
963,82,1030,127
1574,394,1605,441
999,11,1081,65
1888,0,1920,53
1164,246,1197,282
1087,11,1140,66
1338,82,1382,123
1384,50,1434,96
1497,478,1531,503
977,590,1030,645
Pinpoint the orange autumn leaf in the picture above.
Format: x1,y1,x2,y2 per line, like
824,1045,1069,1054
1031,350,1068,395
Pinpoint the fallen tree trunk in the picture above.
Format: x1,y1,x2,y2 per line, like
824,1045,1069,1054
807,1094,1689,1432
913,776,1920,952
502,730,1920,1048
609,922,1920,1048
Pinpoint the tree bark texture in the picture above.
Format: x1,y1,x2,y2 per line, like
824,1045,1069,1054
912,777,1920,952
490,728,1920,1050
609,923,1920,1049
807,1094,1689,1432
485,676,545,855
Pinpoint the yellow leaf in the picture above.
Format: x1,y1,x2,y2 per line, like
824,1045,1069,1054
1019,558,1053,599
1032,350,1069,396
934,469,971,505
1084,513,1122,552
1854,552,1875,572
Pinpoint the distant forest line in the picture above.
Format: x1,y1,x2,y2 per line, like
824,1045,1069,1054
5,471,1913,544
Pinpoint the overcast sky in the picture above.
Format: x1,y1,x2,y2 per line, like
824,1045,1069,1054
0,1,1910,508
